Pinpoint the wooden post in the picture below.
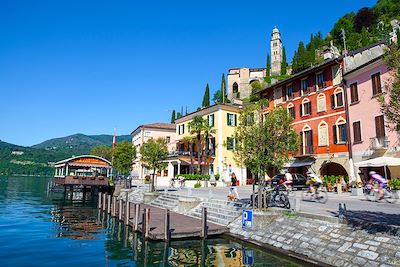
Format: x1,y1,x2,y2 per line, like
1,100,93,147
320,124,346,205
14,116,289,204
125,196,130,226
112,196,117,217
107,195,111,214
102,193,107,211
143,208,150,239
118,199,123,221
201,207,208,239
164,209,170,241
98,192,102,209
134,204,140,231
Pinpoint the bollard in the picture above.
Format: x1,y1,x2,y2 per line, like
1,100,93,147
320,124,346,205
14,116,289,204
201,207,208,238
102,193,107,211
112,196,117,217
107,195,111,214
118,199,123,221
98,192,102,209
164,209,170,241
134,204,140,231
338,203,347,223
125,196,130,226
293,198,301,212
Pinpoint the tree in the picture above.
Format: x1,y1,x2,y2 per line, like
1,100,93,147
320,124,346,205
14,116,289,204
266,53,271,76
212,90,222,104
171,110,176,124
140,138,168,192
176,112,182,119
183,135,195,173
113,141,136,175
379,43,400,131
90,145,112,162
354,7,376,33
219,74,227,103
281,46,287,75
202,84,210,107
189,116,206,174
234,100,298,189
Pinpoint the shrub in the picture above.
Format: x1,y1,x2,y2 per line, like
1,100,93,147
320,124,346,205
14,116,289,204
194,182,201,188
215,174,220,181
144,175,151,184
178,174,210,181
389,178,400,190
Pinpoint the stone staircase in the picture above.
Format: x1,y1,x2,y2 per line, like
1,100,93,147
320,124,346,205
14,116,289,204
149,193,180,211
189,199,250,226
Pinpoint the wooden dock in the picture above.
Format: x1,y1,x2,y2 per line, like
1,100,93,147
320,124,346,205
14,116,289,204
128,204,228,240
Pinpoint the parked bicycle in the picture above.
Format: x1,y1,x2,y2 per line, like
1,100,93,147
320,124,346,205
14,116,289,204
364,183,396,203
251,186,291,209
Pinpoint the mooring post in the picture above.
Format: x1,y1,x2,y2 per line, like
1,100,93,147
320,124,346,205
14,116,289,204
201,207,208,239
164,209,170,241
98,192,102,209
107,195,111,214
144,208,150,239
118,199,123,221
125,195,130,226
338,203,347,223
134,204,140,231
102,193,107,211
112,196,117,217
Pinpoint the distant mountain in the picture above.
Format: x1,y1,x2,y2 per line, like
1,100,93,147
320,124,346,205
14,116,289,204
32,133,131,155
0,133,131,176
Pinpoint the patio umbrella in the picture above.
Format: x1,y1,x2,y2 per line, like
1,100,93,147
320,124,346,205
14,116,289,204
354,156,400,179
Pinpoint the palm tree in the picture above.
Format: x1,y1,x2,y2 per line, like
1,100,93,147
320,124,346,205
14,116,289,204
189,115,206,174
182,135,195,174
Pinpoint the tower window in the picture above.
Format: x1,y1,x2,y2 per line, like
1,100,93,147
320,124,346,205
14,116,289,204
233,82,238,94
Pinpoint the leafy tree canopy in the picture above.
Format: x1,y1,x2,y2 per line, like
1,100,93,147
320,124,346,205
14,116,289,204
113,141,136,175
90,145,112,162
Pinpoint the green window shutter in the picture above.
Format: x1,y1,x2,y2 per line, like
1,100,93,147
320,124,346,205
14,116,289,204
227,113,230,125
234,114,237,126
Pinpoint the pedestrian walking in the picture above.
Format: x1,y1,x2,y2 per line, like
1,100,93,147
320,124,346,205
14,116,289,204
228,172,239,200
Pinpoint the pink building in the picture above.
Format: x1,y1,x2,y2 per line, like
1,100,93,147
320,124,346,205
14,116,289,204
344,48,400,181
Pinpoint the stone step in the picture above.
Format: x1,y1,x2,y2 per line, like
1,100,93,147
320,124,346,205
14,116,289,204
191,207,240,220
201,202,246,212
189,211,232,226
193,206,241,218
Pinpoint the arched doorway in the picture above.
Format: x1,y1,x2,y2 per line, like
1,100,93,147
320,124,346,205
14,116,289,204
320,162,348,177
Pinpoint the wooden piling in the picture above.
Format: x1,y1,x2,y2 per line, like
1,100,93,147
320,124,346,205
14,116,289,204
144,208,150,239
125,196,130,226
98,192,102,209
102,193,107,211
201,207,208,239
164,209,170,241
112,196,117,217
118,199,123,221
107,195,111,214
134,204,140,231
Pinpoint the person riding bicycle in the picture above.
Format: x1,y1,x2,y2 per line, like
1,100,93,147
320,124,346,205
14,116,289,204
306,171,322,195
368,171,387,200
283,170,293,190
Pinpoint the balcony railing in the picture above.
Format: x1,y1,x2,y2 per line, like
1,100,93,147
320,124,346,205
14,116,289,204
295,146,314,156
370,136,389,150
168,150,215,157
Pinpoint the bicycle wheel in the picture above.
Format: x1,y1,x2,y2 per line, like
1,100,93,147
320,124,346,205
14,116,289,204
316,190,328,204
365,189,376,201
279,193,291,209
384,189,396,204
301,190,312,201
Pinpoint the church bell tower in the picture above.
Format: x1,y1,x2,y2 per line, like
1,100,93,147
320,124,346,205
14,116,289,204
271,26,283,75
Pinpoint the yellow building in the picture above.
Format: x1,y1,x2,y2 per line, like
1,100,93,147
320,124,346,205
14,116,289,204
168,103,246,185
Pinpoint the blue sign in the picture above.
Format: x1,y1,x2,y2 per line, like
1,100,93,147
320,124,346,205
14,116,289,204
242,210,253,229
242,249,254,265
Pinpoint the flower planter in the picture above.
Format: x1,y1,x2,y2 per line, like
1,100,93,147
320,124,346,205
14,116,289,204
351,187,364,196
393,190,400,199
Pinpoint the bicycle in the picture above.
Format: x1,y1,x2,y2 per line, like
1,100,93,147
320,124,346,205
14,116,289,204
302,186,328,204
169,178,176,188
252,186,291,209
364,183,396,203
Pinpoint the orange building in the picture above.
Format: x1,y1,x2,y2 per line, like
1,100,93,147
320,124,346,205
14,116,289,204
257,55,351,178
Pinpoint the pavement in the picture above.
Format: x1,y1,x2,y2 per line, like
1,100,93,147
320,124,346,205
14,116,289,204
158,185,400,226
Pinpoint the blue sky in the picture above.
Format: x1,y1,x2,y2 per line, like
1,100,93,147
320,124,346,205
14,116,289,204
0,0,376,146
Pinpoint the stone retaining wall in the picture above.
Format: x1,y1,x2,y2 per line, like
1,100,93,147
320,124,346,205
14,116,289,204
229,210,400,267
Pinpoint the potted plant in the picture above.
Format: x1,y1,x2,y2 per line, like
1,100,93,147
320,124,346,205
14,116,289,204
389,178,400,199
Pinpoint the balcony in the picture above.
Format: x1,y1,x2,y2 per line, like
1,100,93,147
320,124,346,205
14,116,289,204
294,146,315,157
168,151,199,157
370,136,390,150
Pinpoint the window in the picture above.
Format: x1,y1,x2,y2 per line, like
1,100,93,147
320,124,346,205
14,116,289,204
318,122,329,146
287,104,295,119
332,88,344,109
371,73,382,95
316,72,324,89
166,136,171,143
317,93,326,112
333,118,347,144
233,82,238,94
274,87,282,104
226,137,236,150
227,113,237,126
178,124,185,135
353,121,362,143
301,78,309,95
301,98,311,116
246,112,254,126
375,115,385,138
208,114,214,127
301,125,313,154
187,124,191,133
144,131,151,137
286,84,294,100
350,82,359,103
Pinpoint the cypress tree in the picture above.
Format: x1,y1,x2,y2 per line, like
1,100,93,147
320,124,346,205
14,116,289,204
266,53,271,76
281,46,287,75
202,84,210,107
177,112,182,119
219,74,226,103
171,110,176,124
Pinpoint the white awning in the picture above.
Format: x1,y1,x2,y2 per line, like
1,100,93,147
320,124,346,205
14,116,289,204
284,160,315,168
354,156,400,167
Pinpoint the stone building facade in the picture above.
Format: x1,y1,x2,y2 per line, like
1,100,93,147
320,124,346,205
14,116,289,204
271,26,283,75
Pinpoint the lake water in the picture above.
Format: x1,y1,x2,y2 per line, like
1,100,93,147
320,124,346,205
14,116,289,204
0,176,305,266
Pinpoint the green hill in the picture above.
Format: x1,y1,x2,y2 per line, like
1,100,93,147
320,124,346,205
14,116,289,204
0,133,131,176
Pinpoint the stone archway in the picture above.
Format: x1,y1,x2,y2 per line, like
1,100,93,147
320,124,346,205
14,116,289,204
320,162,348,177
